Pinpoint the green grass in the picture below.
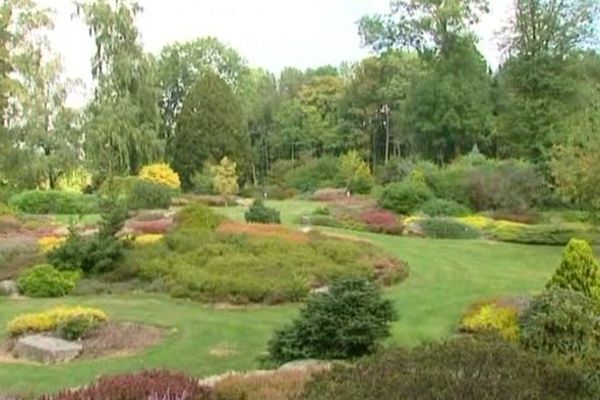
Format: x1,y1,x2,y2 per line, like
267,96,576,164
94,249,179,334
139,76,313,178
0,200,563,394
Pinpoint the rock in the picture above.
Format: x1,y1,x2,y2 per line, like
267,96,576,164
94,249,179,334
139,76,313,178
13,335,82,364
310,286,329,295
0,280,18,296
404,222,424,237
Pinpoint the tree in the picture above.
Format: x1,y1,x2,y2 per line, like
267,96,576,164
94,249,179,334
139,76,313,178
171,71,249,189
77,0,163,178
157,37,249,141
211,156,239,199
337,150,374,194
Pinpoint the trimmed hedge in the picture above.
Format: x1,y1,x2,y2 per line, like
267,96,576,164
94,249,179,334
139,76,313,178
8,190,100,214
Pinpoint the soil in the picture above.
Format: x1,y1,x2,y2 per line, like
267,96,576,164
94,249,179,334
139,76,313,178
0,322,166,363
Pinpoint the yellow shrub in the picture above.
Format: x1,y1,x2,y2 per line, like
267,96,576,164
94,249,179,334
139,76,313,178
135,234,164,246
38,236,66,253
7,306,108,336
461,303,519,341
459,216,526,230
139,163,181,189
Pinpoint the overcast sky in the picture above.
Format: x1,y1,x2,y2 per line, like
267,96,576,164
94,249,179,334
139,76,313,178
38,0,513,104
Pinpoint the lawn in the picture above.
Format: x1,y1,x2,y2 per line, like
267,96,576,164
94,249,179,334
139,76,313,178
0,200,563,394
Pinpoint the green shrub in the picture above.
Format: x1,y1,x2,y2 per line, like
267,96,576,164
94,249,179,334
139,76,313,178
379,180,433,215
58,315,98,340
8,190,100,214
48,201,128,275
127,179,173,210
268,278,396,363
547,239,600,300
245,200,281,224
285,157,339,193
419,218,481,239
419,198,470,217
175,204,223,230
0,202,16,217
489,223,600,245
17,264,80,298
98,176,139,198
301,337,592,400
337,150,374,194
191,169,215,194
520,288,600,356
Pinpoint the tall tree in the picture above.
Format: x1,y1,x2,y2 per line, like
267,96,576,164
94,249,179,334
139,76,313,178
77,0,162,177
157,37,249,142
172,71,249,189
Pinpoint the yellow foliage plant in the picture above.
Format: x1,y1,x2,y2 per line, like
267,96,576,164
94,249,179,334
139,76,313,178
38,236,67,253
461,303,519,342
135,234,164,246
139,163,181,189
7,306,108,336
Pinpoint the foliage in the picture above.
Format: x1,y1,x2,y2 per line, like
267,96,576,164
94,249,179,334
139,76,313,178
138,162,181,189
98,176,139,198
245,199,281,224
379,180,433,215
520,288,600,356
38,236,67,253
301,337,592,400
41,370,212,400
171,71,249,189
283,157,339,193
134,234,164,246
419,218,481,239
57,315,99,341
488,223,600,246
419,198,470,217
127,179,173,210
215,368,315,400
48,201,128,274
191,168,215,195
268,278,396,363
337,150,374,194
547,239,600,300
461,303,520,341
8,190,100,214
174,204,223,231
7,306,107,336
211,157,239,198
17,264,80,298
358,209,402,235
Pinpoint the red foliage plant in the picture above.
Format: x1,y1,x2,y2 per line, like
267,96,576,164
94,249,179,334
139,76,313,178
359,210,402,235
126,218,174,235
41,370,212,400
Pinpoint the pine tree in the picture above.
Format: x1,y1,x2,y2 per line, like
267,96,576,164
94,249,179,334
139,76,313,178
547,239,600,301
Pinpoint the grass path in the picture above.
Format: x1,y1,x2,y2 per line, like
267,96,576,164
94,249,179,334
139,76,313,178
0,201,562,394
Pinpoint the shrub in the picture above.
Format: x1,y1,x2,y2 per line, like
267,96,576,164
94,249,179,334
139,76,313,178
138,162,181,189
191,169,215,194
215,369,317,400
126,219,174,235
245,199,281,224
98,176,138,198
308,214,344,228
128,179,173,210
48,201,128,274
17,264,80,298
489,223,600,246
135,234,164,246
268,278,396,363
359,210,402,235
38,236,67,253
8,190,100,214
7,306,107,336
175,204,223,230
337,150,374,194
547,238,600,300
57,315,99,340
419,218,481,239
0,202,15,217
460,303,519,341
379,180,433,215
285,157,339,193
301,337,591,400
419,198,470,217
41,370,212,400
520,288,600,356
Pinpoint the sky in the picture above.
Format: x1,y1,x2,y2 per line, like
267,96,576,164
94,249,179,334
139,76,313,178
38,0,513,105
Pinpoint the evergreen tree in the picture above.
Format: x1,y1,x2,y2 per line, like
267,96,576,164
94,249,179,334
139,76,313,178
547,239,600,301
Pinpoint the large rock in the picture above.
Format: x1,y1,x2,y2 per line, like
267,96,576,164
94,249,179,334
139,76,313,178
0,280,18,296
13,335,82,364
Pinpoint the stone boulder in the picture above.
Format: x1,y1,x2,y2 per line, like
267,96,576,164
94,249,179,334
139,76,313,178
0,280,18,296
13,335,82,364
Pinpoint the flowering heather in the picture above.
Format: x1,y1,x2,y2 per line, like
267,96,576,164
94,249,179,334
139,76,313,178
126,218,174,235
359,210,402,235
217,221,308,243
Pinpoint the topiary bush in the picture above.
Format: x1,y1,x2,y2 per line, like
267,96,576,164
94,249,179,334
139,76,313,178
520,288,600,356
379,180,433,215
138,162,181,189
268,278,396,363
41,370,212,400
17,264,80,298
175,203,223,230
245,199,281,224
547,238,600,300
8,190,100,214
127,179,174,210
419,198,470,217
300,336,592,400
419,218,481,239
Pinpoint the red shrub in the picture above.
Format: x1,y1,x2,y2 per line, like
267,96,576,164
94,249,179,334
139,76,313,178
42,370,212,400
126,218,174,235
359,210,402,235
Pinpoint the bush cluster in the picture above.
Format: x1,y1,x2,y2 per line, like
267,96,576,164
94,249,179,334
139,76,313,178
127,179,174,210
17,264,80,298
379,180,432,215
268,278,396,363
138,163,181,189
460,303,519,341
419,198,470,217
175,203,223,230
8,190,100,214
419,218,481,239
7,306,107,336
244,200,281,224
41,370,212,400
